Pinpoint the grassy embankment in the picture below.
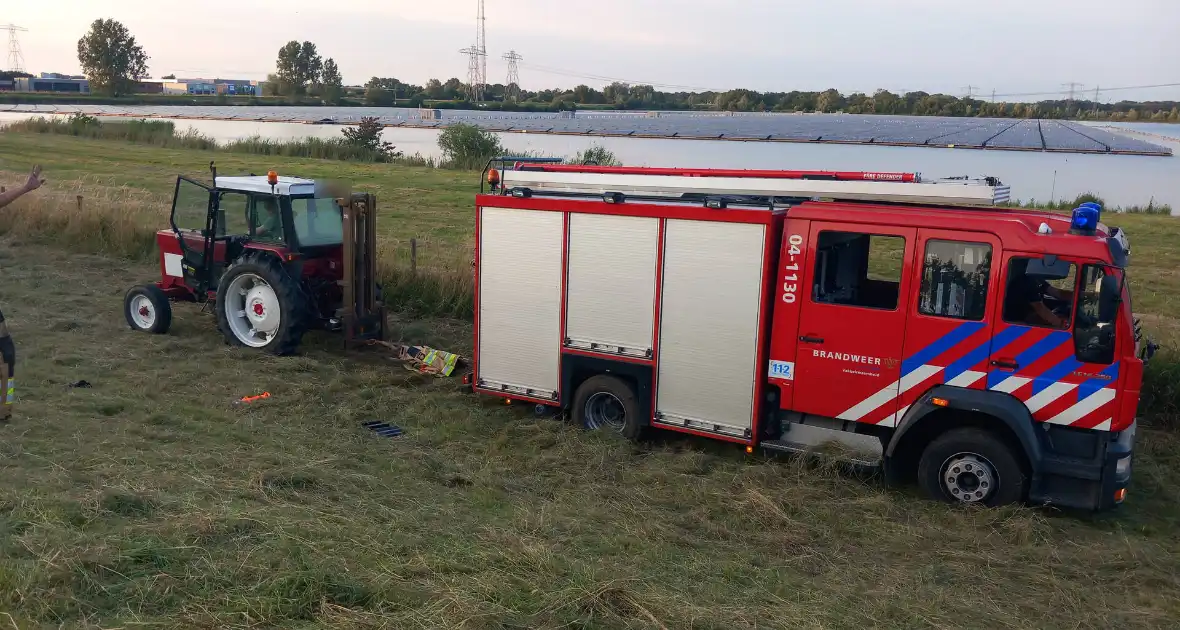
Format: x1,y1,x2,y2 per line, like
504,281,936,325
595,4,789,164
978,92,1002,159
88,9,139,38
2,130,1178,420
4,116,435,166
1,132,1180,628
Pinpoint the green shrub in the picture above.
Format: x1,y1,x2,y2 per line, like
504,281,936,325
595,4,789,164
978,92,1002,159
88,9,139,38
340,117,402,162
1006,192,1173,216
437,123,503,170
569,144,622,166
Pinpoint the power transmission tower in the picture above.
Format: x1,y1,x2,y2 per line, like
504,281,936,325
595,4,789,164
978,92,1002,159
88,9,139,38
503,50,522,102
459,46,486,102
2,24,27,73
1061,82,1084,102
458,0,487,102
962,85,978,99
991,88,996,103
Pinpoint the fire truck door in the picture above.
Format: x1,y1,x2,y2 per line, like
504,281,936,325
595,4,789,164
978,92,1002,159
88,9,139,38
891,231,1003,426
986,252,1115,426
791,223,917,422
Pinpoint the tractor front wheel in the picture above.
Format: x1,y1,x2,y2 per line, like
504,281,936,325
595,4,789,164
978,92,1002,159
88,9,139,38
124,285,172,334
216,253,307,355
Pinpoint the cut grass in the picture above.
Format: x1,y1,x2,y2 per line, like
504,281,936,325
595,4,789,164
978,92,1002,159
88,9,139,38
2,244,1180,629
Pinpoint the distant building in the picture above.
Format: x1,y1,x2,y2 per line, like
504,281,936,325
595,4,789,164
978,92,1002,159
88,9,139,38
163,78,258,96
15,75,90,93
214,79,258,96
134,81,164,94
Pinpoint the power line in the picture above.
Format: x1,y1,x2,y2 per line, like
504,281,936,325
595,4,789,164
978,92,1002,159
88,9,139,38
989,82,1180,99
505,61,1170,102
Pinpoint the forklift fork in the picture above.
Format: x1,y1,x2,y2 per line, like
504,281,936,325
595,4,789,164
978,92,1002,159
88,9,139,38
340,192,385,348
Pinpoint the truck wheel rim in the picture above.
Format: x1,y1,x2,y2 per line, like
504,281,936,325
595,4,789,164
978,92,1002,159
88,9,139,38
225,273,281,348
584,392,626,432
940,453,998,503
130,295,156,330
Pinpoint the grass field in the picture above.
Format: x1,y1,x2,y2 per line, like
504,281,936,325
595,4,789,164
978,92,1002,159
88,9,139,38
3,133,1180,628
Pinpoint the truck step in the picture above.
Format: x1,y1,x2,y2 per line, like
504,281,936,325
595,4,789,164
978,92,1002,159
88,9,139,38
760,439,881,468
760,421,884,468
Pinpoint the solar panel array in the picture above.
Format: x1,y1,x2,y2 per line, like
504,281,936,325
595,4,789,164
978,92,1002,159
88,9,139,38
1,104,1170,155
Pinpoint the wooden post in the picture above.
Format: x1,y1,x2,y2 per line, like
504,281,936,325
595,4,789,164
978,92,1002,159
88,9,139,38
76,195,83,212
410,238,418,277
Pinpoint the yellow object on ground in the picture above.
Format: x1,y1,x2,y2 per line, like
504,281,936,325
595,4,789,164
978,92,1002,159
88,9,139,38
400,345,463,377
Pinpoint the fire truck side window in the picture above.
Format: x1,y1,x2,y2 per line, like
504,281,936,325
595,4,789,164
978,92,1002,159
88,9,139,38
1073,264,1118,364
811,231,904,310
1002,256,1077,330
918,240,992,321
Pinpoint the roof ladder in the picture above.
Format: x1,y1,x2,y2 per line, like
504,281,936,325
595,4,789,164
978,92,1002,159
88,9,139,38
498,166,1011,207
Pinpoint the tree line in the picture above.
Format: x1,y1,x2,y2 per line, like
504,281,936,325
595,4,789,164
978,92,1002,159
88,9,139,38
359,79,1180,122
66,19,1180,122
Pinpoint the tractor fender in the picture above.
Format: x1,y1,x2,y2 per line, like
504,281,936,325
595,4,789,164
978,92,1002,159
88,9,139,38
886,385,1044,473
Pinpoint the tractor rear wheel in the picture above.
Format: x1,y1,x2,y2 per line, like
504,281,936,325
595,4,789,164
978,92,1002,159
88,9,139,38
216,252,307,355
124,285,172,334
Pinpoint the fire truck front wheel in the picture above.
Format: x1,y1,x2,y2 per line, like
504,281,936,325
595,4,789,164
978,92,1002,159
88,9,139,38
573,375,644,441
917,428,1028,507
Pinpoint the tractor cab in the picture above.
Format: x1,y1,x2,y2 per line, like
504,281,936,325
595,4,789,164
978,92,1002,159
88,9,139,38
123,166,384,355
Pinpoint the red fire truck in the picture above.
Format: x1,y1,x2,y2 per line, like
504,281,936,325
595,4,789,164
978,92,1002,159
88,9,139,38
471,160,1153,512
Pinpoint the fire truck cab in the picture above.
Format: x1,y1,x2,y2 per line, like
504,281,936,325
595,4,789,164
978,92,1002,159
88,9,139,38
472,161,1153,512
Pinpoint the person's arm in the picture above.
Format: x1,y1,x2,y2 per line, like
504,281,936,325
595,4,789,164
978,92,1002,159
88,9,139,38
1044,283,1074,302
0,166,45,210
1030,300,1068,328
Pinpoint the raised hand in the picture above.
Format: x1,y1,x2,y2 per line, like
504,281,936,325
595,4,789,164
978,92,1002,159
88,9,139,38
24,165,44,191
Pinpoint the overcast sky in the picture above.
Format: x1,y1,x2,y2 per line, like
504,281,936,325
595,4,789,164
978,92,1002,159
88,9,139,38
8,0,1178,100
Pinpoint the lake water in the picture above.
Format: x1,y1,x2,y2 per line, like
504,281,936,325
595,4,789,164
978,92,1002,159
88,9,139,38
2,110,1177,212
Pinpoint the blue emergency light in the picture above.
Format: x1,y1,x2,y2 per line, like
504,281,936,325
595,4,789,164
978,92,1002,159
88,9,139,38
1070,202,1102,235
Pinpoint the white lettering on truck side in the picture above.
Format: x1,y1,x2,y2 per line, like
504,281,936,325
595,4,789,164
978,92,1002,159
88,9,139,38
781,234,804,304
811,350,885,366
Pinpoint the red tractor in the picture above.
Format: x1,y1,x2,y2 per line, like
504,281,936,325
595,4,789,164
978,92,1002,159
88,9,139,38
123,164,384,354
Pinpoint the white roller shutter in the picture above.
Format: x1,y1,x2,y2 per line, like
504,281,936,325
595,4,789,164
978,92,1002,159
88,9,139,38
656,219,766,436
565,214,659,357
477,207,564,399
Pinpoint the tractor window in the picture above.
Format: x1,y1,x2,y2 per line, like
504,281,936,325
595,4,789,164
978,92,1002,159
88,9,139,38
918,240,993,321
811,231,904,310
218,192,250,236
291,197,344,247
249,195,285,243
172,178,211,233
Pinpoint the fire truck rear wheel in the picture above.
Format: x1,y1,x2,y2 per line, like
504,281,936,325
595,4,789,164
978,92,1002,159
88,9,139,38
124,285,172,334
573,375,643,441
917,428,1028,507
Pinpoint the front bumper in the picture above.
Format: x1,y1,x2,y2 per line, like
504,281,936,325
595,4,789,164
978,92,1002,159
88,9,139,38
1030,420,1136,512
